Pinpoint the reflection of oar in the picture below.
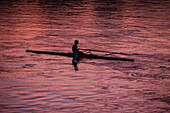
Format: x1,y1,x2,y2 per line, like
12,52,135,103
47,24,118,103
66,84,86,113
80,49,130,55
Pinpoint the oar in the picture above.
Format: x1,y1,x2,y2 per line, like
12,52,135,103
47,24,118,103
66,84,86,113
80,49,130,55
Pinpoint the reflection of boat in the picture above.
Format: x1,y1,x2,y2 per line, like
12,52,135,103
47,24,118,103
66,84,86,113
26,50,134,62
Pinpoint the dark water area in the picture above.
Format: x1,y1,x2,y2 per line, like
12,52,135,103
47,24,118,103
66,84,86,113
0,0,170,112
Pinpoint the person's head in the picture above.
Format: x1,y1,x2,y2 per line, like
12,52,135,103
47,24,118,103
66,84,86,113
74,40,79,44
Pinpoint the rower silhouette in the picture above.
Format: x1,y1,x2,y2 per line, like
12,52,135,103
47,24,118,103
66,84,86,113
72,40,87,71
72,40,79,62
72,40,79,55
72,40,79,71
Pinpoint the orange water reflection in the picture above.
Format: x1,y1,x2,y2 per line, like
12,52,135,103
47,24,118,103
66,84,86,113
0,0,170,112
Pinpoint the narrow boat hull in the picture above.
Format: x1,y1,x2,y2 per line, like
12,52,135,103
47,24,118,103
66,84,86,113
26,50,74,57
26,50,134,62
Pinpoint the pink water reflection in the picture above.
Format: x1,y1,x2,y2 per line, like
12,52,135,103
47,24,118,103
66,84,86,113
0,0,170,112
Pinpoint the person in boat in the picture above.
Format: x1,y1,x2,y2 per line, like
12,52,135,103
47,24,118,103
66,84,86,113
72,40,80,64
72,40,79,55
72,40,85,62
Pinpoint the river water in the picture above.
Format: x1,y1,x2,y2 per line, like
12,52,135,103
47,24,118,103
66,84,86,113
0,0,170,112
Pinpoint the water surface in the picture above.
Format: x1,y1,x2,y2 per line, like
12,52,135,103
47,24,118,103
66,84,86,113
0,0,170,112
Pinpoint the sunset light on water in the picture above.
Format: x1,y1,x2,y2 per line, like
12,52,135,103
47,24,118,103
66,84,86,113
0,0,170,112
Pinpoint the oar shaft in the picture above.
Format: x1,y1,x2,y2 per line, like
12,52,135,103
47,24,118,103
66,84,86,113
80,49,129,55
80,49,109,53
